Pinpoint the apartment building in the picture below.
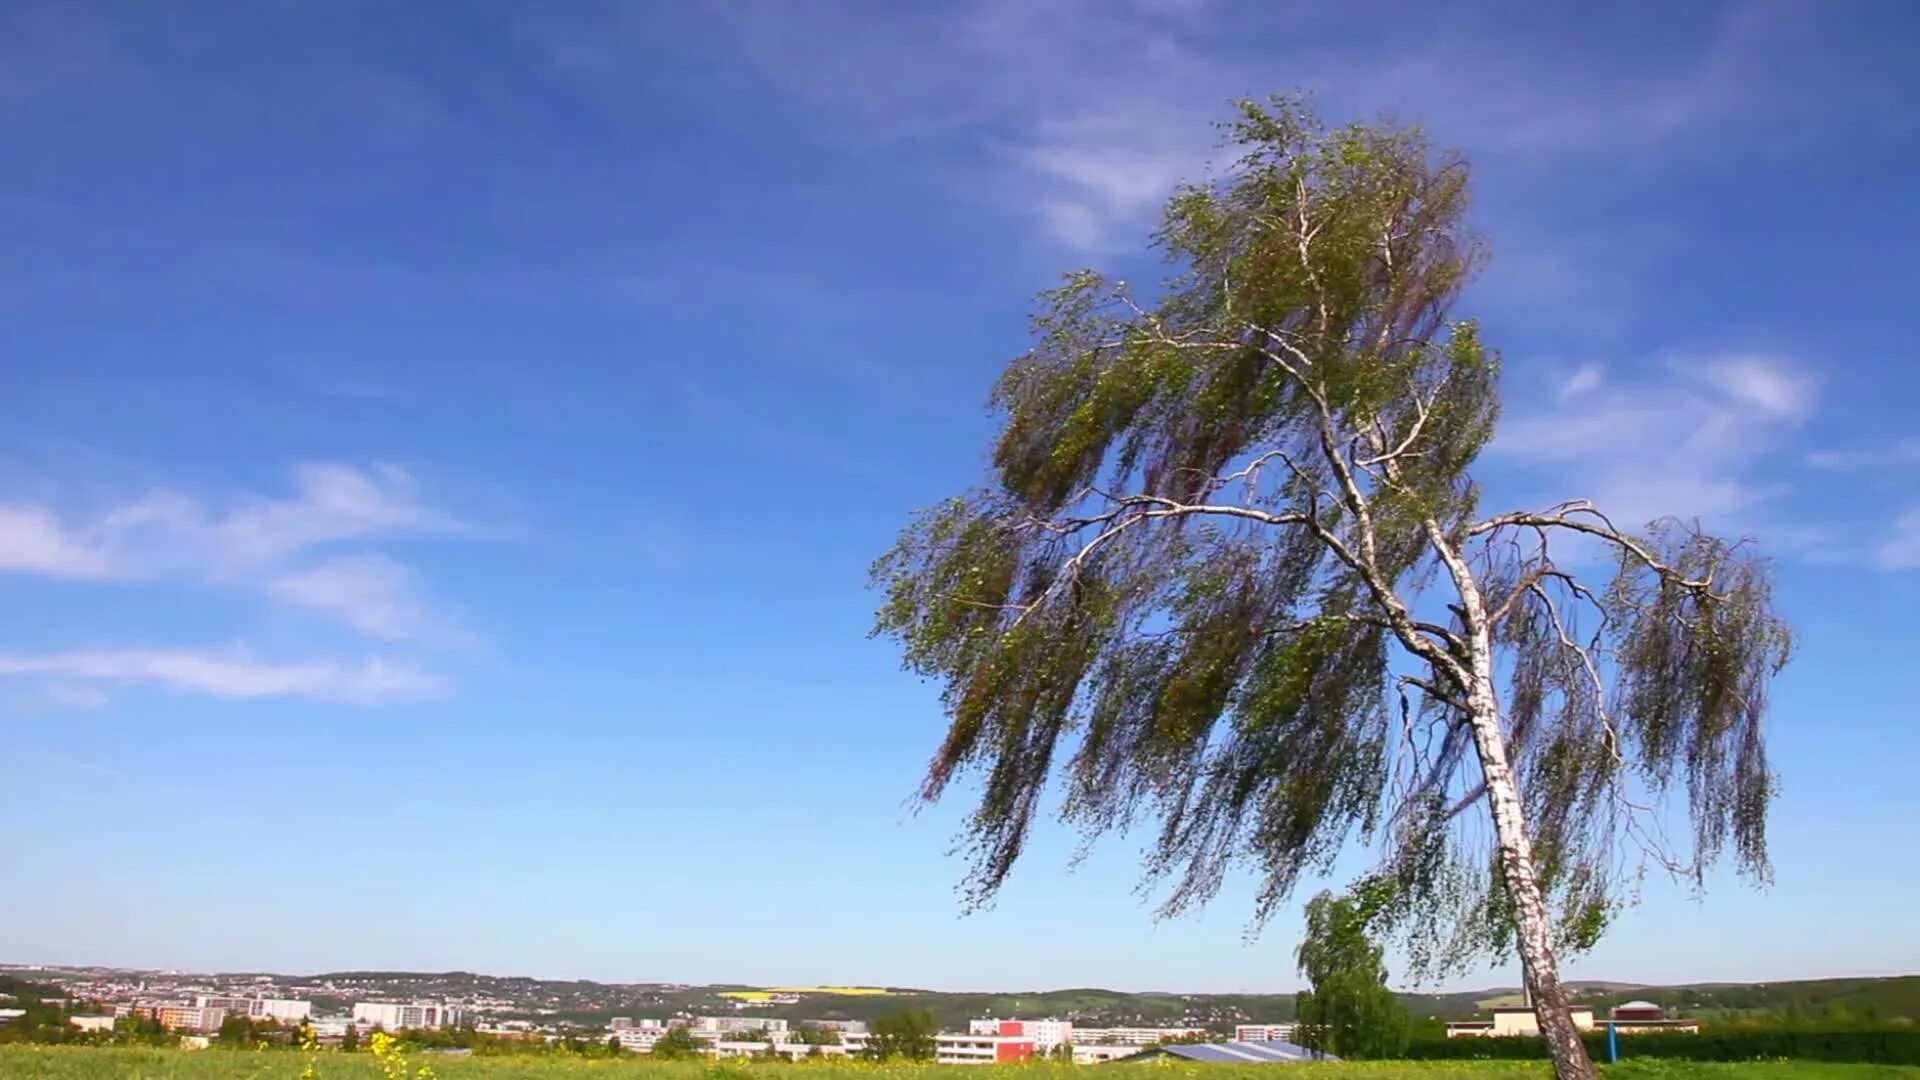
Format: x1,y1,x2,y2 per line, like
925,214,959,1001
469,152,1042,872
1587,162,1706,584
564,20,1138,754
1076,1025,1210,1046
969,1018,1071,1052
129,1005,227,1033
1234,1024,1298,1043
691,1016,790,1039
195,995,312,1022
935,1033,1037,1065
351,1001,464,1031
613,1027,667,1052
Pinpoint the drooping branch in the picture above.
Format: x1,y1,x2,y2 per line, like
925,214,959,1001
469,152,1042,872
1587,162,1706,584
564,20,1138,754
873,104,1788,1074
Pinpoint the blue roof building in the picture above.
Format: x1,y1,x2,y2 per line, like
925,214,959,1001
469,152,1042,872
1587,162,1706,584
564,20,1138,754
1123,1040,1336,1064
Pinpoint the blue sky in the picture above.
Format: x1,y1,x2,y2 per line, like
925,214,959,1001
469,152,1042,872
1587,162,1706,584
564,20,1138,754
2,0,1918,993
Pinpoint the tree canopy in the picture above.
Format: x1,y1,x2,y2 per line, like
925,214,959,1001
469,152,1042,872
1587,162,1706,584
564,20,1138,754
1295,883,1411,1059
866,1008,938,1061
873,96,1791,1080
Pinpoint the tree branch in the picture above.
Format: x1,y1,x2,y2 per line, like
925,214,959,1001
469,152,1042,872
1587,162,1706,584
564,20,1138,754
1469,503,1719,593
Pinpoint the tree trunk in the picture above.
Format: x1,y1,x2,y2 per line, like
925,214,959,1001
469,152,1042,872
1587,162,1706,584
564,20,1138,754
1464,675,1599,1080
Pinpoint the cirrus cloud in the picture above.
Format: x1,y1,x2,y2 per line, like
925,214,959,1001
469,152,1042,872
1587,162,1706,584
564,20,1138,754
0,647,445,702
0,462,472,704
1492,354,1817,533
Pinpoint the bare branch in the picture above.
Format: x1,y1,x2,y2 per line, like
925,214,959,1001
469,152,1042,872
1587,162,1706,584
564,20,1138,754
1469,504,1719,593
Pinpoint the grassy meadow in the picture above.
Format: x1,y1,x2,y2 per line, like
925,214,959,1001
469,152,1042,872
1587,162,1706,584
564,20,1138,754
2,1049,1919,1080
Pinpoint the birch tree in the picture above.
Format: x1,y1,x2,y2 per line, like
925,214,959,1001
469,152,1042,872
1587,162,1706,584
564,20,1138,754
871,98,1790,1080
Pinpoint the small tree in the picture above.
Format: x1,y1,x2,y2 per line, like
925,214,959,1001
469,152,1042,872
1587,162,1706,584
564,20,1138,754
215,1014,254,1047
866,1008,937,1061
648,1025,702,1060
341,1024,360,1053
1294,885,1410,1059
872,96,1790,1080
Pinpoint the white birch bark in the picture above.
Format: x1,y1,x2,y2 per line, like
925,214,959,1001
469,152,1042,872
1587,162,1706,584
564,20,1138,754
1463,634,1599,1080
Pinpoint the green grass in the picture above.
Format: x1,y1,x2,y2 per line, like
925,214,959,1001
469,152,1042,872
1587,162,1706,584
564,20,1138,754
2,1048,1918,1080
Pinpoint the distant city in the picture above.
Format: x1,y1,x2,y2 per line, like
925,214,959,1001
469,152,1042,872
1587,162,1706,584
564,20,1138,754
0,963,1314,1064
2,959,1818,1067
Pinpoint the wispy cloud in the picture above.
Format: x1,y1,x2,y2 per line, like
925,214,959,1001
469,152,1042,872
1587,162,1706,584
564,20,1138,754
1877,509,1920,572
0,463,473,700
1558,363,1605,399
0,504,124,579
577,0,1900,259
0,647,444,702
1492,355,1816,532
1806,440,1920,472
0,462,463,638
266,554,457,644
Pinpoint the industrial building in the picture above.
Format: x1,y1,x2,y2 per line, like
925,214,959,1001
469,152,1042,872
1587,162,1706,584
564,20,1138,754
1130,1040,1331,1064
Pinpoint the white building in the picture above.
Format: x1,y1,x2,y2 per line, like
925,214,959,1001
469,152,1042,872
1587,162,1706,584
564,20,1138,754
1072,1044,1144,1064
251,999,313,1023
1076,1025,1210,1046
613,1027,666,1052
969,1018,1072,1052
1235,1024,1297,1043
1446,1006,1595,1038
69,1015,117,1034
712,1039,862,1061
936,1033,1037,1065
352,1001,464,1031
193,996,311,1022
690,1016,789,1039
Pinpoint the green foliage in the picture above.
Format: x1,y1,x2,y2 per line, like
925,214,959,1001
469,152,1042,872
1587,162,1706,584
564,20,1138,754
0,979,84,1047
870,93,1791,988
1,1044,1916,1079
1295,886,1411,1059
791,1027,842,1046
646,1027,702,1061
212,1016,292,1048
865,1009,937,1062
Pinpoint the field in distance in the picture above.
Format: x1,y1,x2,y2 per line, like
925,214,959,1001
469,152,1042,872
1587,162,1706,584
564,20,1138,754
718,988,895,1001
3,1049,1919,1080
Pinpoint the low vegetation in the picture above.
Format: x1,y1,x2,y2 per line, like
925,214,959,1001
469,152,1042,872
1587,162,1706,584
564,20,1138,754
4,1046,1920,1080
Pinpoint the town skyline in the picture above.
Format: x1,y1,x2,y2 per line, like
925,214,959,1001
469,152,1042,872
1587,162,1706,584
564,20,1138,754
8,961,1916,1003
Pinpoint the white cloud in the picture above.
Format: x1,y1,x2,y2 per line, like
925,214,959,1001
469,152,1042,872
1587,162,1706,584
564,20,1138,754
0,503,123,579
0,647,444,702
1558,363,1605,399
1805,439,1920,471
1492,355,1816,531
0,462,461,639
267,554,452,643
1020,118,1207,248
1878,508,1920,571
574,0,1900,262
1697,356,1816,420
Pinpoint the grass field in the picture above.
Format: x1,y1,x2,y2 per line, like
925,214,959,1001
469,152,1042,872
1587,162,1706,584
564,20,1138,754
1,1049,1918,1080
